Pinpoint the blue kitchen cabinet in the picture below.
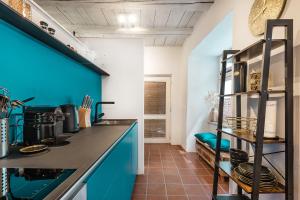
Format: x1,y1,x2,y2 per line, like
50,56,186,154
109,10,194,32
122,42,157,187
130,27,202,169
86,122,138,200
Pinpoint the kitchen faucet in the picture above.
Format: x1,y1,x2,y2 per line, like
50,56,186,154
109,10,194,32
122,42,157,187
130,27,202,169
94,101,115,124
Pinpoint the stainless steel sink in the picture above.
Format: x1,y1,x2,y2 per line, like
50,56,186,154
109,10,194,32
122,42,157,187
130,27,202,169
94,119,136,126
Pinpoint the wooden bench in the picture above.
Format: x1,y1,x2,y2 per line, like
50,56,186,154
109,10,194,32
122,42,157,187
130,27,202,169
195,138,229,179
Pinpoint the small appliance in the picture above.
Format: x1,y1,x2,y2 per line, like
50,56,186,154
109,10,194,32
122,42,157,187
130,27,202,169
23,106,65,146
60,104,79,133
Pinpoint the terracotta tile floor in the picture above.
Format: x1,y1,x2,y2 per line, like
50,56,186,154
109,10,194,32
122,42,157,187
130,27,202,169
132,143,228,200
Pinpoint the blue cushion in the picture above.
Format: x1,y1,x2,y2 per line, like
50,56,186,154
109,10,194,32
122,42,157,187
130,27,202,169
194,132,216,143
206,138,230,152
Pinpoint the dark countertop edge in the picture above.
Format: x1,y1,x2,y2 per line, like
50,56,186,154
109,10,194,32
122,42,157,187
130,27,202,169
45,120,138,200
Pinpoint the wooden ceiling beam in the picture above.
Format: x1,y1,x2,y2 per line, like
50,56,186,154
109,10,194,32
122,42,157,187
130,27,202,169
69,25,192,36
35,0,213,11
64,24,192,37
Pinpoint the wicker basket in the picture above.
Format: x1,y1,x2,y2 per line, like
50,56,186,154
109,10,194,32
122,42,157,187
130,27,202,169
226,117,257,134
24,2,32,20
8,0,23,14
8,0,31,20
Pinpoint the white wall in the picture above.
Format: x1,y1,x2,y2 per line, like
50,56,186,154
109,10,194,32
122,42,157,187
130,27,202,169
144,47,185,146
186,55,219,151
80,38,145,174
185,13,233,152
182,0,300,198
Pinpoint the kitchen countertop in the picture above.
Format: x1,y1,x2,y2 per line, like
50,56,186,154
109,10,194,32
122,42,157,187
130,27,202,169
0,120,137,200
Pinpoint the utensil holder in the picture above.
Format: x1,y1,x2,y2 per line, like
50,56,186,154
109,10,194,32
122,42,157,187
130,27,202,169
0,168,9,196
78,107,91,128
0,118,9,158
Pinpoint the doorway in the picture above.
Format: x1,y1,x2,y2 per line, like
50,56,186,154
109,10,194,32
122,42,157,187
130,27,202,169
144,76,171,143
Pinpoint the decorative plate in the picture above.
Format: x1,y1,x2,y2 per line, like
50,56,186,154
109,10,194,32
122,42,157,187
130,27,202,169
19,144,48,154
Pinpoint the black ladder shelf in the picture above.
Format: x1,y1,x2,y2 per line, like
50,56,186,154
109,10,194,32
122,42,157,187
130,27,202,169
212,19,294,200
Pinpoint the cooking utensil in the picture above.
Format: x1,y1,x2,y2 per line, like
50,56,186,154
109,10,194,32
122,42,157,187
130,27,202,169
10,100,23,107
0,94,9,113
89,99,93,109
86,98,90,108
0,118,9,158
0,94,10,119
87,98,93,109
86,96,90,108
22,97,35,103
82,95,88,108
7,97,35,118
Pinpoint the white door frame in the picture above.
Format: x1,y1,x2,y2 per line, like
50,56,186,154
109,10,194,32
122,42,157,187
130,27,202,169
144,76,171,143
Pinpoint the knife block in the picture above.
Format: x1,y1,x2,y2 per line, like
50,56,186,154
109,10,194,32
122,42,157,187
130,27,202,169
78,107,91,128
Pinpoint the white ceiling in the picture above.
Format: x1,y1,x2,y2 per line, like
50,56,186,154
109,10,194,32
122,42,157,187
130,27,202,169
35,0,214,46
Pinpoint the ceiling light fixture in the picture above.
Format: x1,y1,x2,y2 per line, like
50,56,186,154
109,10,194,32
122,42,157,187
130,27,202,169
128,14,137,24
117,14,126,25
117,13,138,28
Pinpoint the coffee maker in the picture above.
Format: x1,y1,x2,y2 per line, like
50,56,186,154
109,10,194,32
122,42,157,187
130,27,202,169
23,106,65,146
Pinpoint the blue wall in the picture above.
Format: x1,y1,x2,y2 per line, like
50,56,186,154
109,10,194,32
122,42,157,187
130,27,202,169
0,19,101,106
0,19,101,142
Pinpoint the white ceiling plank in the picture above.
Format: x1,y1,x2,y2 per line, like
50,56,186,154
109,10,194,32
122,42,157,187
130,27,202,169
187,11,203,27
84,7,108,25
56,7,86,25
102,9,115,26
154,37,166,46
36,0,214,46
178,11,194,28
166,8,185,27
144,38,155,46
77,7,95,25
154,8,171,27
41,5,71,24
175,37,185,46
141,8,155,27
165,36,178,46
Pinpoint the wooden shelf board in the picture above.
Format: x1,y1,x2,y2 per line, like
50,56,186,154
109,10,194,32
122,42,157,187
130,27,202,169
220,90,285,97
0,1,109,76
213,194,250,200
222,39,286,62
218,128,285,144
217,161,285,194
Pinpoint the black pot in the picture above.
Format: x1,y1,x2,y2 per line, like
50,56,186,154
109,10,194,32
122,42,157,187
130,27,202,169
230,148,249,167
39,21,48,30
48,27,55,35
230,148,248,159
